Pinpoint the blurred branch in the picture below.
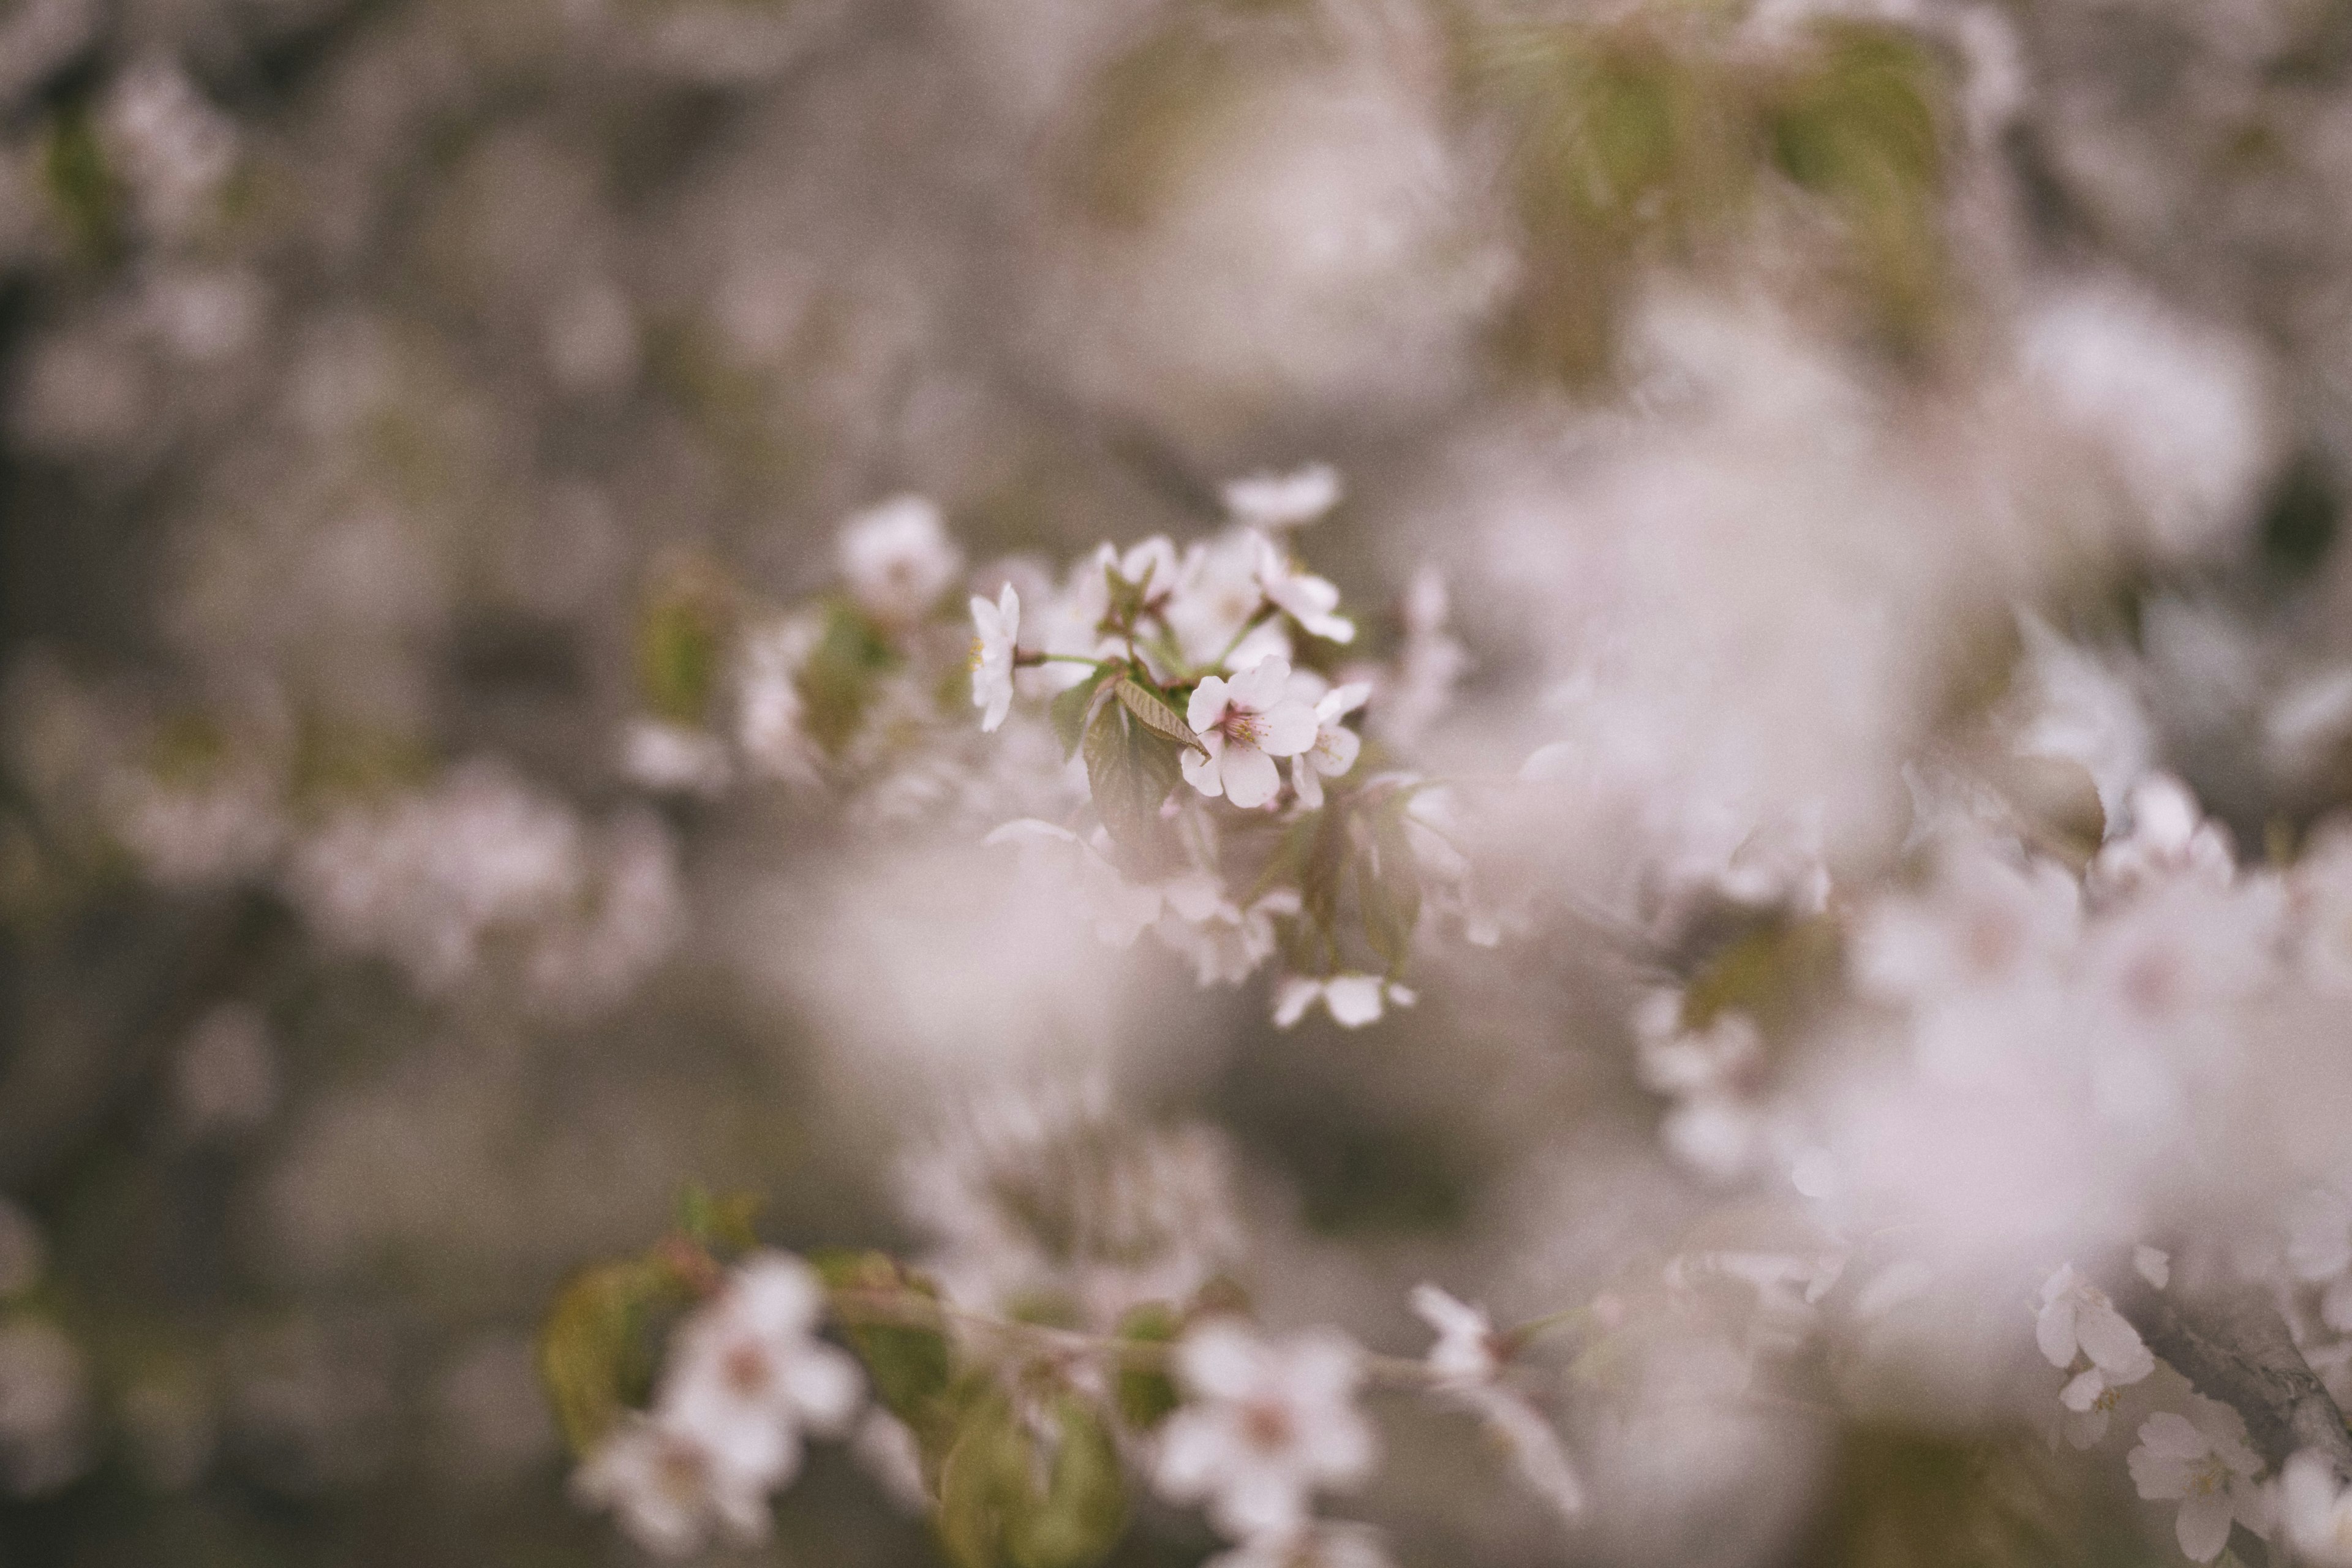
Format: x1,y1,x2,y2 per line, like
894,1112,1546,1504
2120,1275,2352,1483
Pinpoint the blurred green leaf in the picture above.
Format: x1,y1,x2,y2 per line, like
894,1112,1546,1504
1111,1304,1181,1430
42,105,121,264
635,572,734,726
813,1251,957,1438
1357,797,1423,978
800,598,899,755
1081,696,1184,869
675,1183,763,1257
938,1390,1128,1568
536,1255,694,1456
1051,667,1115,760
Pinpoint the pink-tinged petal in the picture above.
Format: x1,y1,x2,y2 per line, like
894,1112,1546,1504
970,596,1001,638
1229,657,1293,710
998,583,1020,639
1153,1410,1226,1501
2035,1296,2078,1368
783,1344,864,1434
1273,976,1321,1028
1188,677,1231,735
1218,744,1282,809
1213,1463,1311,1540
2128,1447,2195,1501
1322,975,1386,1028
1182,744,1225,800
2059,1368,2107,1412
1314,726,1362,777
2138,1412,2211,1462
734,1254,824,1336
1300,1408,1377,1486
1320,682,1371,721
1178,1322,1267,1402
1258,702,1319,757
2078,1302,2152,1382
2177,1491,2234,1563
1292,755,1325,809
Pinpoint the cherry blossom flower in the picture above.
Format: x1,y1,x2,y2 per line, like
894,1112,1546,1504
1223,464,1342,532
2127,1400,2269,1563
969,583,1020,733
654,1253,862,1493
620,718,731,796
571,1416,771,1558
1157,886,1301,986
2281,1450,2352,1566
1155,1321,1377,1542
1254,535,1355,645
2090,774,2234,902
736,616,821,784
1272,973,1415,1030
1410,1285,1584,1521
1166,533,1272,668
2036,1264,2155,1395
1185,657,1320,809
838,496,962,627
1290,682,1368,809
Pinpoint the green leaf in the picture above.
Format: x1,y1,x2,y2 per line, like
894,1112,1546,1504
675,1183,762,1257
938,1390,1128,1568
536,1256,694,1455
799,598,900,755
635,578,731,725
1081,697,1184,867
813,1251,957,1436
1111,1305,1181,1430
42,105,121,263
1050,667,1115,760
1112,678,1204,753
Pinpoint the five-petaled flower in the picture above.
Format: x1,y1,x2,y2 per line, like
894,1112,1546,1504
1290,682,1368,809
2127,1400,2270,1562
1185,657,1321,810
969,584,1019,733
1155,1320,1377,1542
2036,1264,2155,1411
1254,535,1355,645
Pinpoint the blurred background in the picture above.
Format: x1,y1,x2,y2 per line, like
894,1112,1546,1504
7,0,2352,1563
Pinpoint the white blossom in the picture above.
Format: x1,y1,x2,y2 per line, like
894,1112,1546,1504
1271,973,1414,1030
2282,1449,2352,1567
839,496,962,627
655,1253,863,1491
969,582,1020,733
620,718,731,796
1223,464,1342,532
1185,657,1319,809
1155,1321,1376,1542
1254,535,1355,646
2090,775,2235,902
571,1415,770,1558
1409,1285,1584,1521
1290,682,1368,809
2036,1265,2156,1389
2127,1400,2269,1563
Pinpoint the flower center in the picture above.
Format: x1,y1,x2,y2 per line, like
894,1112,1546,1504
723,1340,775,1398
1240,1398,1294,1452
1216,707,1266,749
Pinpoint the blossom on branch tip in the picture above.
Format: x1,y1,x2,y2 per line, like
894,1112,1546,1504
1155,1321,1376,1542
1410,1285,1584,1520
1272,973,1414,1030
1223,464,1342,532
839,496,961,627
571,1416,769,1557
1290,682,1368,809
2035,1264,2155,1387
2127,1400,2269,1563
2282,1450,2352,1566
1254,535,1355,645
655,1253,863,1491
969,584,1019,733
1185,657,1319,809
